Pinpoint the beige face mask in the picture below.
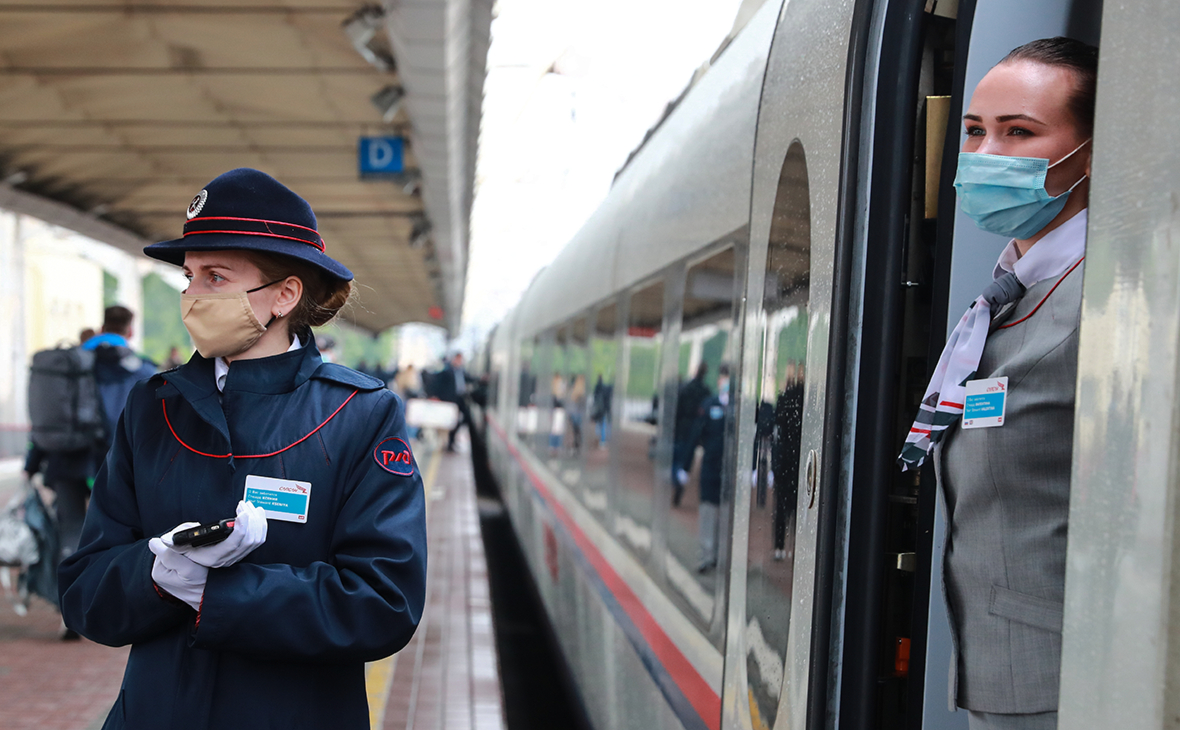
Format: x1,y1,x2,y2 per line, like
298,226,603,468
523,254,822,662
180,280,281,359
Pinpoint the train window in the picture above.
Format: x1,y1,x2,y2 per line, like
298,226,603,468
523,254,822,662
667,247,740,625
615,280,665,560
556,317,590,492
546,326,569,464
584,301,618,521
746,141,810,727
516,336,539,441
532,330,555,455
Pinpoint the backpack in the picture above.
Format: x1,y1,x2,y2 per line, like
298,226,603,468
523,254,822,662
27,345,105,452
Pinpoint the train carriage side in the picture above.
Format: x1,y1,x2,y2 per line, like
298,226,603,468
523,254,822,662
481,4,781,730
479,2,1180,730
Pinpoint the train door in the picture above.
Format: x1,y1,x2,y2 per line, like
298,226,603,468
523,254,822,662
719,1,860,729
841,1,1103,729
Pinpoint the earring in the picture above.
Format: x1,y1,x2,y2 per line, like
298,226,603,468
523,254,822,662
277,311,284,318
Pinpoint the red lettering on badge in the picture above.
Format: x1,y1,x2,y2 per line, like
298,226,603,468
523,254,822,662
374,437,415,476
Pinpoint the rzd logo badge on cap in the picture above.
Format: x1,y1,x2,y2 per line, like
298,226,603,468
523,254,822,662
186,189,208,220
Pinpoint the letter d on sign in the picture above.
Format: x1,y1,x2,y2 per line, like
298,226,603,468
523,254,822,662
369,140,393,170
358,137,405,177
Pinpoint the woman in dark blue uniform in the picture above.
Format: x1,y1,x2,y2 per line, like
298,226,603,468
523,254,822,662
59,168,427,730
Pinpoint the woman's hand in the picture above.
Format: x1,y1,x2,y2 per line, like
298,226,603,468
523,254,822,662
149,531,207,611
167,501,269,569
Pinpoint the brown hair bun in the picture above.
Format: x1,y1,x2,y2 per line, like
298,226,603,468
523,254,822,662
241,250,353,338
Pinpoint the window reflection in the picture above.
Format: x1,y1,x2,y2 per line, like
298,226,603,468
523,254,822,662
667,248,739,624
746,141,810,727
547,328,569,462
556,319,590,491
615,280,665,559
516,336,540,440
583,303,617,521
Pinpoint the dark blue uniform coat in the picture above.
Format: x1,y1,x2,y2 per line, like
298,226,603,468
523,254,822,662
59,341,427,730
689,396,729,505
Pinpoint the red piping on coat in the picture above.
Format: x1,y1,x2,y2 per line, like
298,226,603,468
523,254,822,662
997,257,1085,330
161,388,359,459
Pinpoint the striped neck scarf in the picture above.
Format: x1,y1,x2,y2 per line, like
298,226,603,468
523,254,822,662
898,209,1088,470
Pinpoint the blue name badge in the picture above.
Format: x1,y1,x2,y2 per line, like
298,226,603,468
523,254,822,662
243,475,311,524
962,376,1008,429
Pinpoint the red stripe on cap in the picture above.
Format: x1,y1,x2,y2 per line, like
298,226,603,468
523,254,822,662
181,229,325,251
183,215,326,252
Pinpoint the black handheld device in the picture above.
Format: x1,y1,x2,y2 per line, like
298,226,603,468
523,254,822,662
171,518,236,548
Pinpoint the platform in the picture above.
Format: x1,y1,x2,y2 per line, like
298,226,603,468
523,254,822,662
0,443,504,730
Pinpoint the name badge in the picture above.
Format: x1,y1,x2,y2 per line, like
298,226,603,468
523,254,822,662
962,376,1008,429
244,475,311,523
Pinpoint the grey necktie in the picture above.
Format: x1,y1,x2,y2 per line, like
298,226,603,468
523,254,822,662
982,271,1026,311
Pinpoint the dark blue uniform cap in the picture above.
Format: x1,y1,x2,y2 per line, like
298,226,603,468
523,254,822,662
144,168,354,282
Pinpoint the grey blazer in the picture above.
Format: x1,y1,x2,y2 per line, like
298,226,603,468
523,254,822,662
935,261,1083,714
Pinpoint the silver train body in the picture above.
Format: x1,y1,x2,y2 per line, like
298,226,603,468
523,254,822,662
476,0,1180,728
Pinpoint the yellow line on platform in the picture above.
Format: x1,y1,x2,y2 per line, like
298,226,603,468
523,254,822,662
366,445,443,730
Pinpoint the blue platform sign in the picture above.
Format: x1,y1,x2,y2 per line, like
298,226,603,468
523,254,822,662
358,137,405,177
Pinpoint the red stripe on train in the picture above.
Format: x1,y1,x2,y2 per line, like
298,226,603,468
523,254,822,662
488,418,721,730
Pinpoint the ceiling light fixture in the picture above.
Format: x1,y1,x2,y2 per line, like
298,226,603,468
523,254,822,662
370,84,405,123
410,217,432,249
342,5,395,72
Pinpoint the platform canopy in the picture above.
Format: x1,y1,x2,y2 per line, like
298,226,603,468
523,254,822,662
0,1,490,334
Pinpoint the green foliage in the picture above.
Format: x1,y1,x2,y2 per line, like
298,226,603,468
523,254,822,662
625,339,660,398
678,341,691,378
102,271,119,308
565,344,587,377
700,330,729,390
140,273,191,365
552,343,567,375
590,338,617,388
313,323,397,371
776,310,808,383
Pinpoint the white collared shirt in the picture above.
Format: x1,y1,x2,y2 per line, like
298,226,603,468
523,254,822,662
214,335,303,393
993,208,1088,286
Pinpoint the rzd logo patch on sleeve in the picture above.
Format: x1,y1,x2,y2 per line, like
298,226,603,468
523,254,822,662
374,437,415,476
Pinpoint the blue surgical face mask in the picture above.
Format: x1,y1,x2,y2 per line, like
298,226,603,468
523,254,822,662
954,138,1091,240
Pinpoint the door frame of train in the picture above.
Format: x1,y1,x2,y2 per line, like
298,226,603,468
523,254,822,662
916,2,1104,729
840,1,959,728
720,1,860,729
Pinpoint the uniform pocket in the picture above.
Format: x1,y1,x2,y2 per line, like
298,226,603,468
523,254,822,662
989,585,1063,633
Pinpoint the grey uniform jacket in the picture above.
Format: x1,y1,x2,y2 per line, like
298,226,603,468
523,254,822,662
934,259,1084,714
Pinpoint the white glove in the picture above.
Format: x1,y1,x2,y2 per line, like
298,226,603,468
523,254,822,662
149,531,208,611
165,500,268,569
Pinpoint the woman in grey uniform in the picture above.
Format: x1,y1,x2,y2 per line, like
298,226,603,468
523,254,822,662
898,37,1098,730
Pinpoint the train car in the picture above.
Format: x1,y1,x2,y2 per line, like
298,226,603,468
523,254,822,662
473,1,1179,729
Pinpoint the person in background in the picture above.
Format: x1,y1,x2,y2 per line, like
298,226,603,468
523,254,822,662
592,374,612,447
26,307,156,567
772,362,804,561
395,363,423,399
687,364,730,573
549,372,566,452
435,352,471,453
85,305,158,441
672,362,712,506
898,38,1097,730
162,345,185,370
79,328,96,344
567,374,586,452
